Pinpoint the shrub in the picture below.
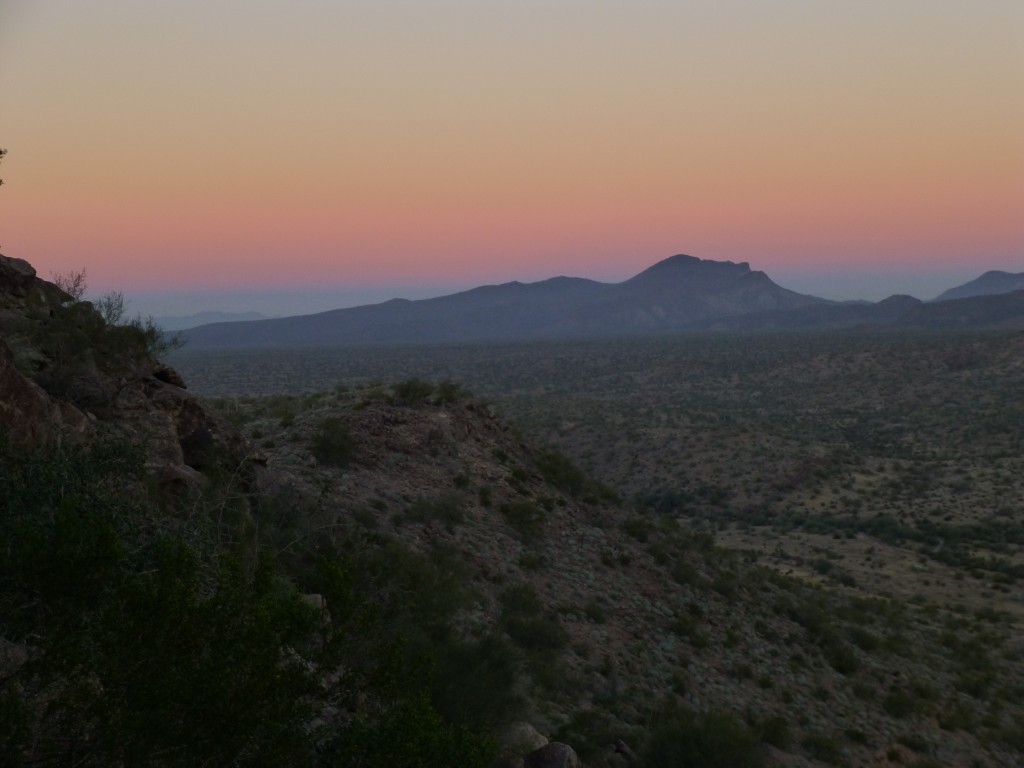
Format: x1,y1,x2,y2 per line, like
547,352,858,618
623,517,652,542
434,379,469,403
478,485,493,508
584,600,608,624
823,637,860,675
758,715,790,749
500,616,568,658
801,732,844,763
500,501,546,543
406,494,465,527
640,708,763,768
534,449,586,497
500,583,543,617
391,378,435,406
430,635,525,729
883,689,920,719
310,417,355,467
0,439,499,768
517,552,546,571
0,444,321,766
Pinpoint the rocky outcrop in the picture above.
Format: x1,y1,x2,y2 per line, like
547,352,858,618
0,254,72,316
0,253,258,487
0,337,93,447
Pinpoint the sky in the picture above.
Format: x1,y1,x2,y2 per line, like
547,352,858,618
1,0,1022,316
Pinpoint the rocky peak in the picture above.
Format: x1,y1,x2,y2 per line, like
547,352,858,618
631,254,752,281
0,254,73,329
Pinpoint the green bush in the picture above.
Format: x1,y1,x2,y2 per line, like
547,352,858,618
391,378,435,406
504,615,569,652
434,379,469,404
584,600,608,623
0,445,320,766
406,494,465,527
0,441,498,768
500,583,544,617
322,693,495,768
757,716,790,749
801,732,844,763
640,708,763,768
623,517,653,542
533,448,586,497
310,417,355,467
500,500,547,542
883,689,920,719
430,635,524,728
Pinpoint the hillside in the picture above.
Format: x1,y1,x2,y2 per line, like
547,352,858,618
894,290,1024,330
934,271,1024,302
154,310,270,331
4,253,1024,766
209,379,1024,767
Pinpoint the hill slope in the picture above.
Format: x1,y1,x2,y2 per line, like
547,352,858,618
210,381,1024,767
6,253,1024,766
934,270,1024,301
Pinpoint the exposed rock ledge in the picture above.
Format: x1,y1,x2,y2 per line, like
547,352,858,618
0,253,260,487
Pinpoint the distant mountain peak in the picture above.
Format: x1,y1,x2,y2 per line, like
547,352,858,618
184,253,833,347
625,255,753,290
934,270,1024,302
642,253,751,273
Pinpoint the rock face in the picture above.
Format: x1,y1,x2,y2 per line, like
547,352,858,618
0,253,257,485
0,338,93,447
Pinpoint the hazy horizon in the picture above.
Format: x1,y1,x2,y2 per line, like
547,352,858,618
123,261,998,320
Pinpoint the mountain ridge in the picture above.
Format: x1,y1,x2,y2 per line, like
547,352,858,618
184,254,827,348
184,255,1024,348
933,270,1024,302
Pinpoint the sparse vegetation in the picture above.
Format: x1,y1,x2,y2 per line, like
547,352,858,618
10,324,1021,767
0,440,498,767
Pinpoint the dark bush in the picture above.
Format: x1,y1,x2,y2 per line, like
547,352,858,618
310,417,355,467
640,708,763,768
391,378,435,406
406,494,465,527
500,500,547,542
504,615,569,652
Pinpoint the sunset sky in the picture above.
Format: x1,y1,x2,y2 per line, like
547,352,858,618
1,0,1022,315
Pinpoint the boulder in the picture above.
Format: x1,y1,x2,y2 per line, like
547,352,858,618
524,742,581,768
152,362,187,389
493,722,549,768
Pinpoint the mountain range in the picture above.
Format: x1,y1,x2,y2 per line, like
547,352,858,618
183,255,1024,348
